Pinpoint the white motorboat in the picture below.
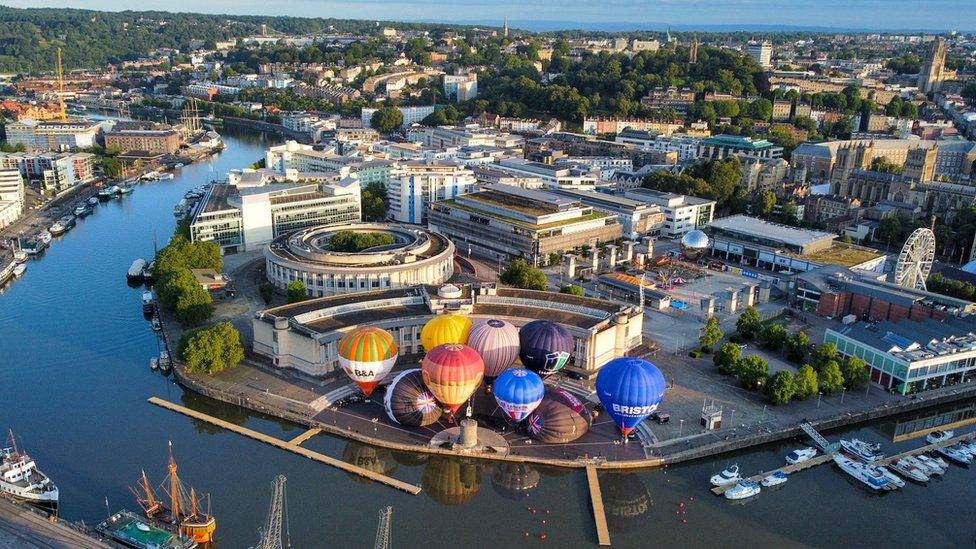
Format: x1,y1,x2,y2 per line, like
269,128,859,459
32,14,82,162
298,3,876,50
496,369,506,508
914,454,947,476
12,250,27,263
959,440,976,456
151,316,162,332
142,291,154,314
0,430,59,504
840,438,883,462
38,231,52,246
97,185,120,200
710,464,741,486
871,465,905,489
12,263,25,277
724,480,761,500
891,458,930,483
925,453,950,470
833,455,891,491
118,184,134,195
158,350,171,373
86,196,99,207
935,445,972,465
785,447,817,465
48,220,65,236
925,430,954,445
73,204,88,216
761,471,788,487
149,357,159,371
127,258,147,282
174,163,185,168
950,442,975,459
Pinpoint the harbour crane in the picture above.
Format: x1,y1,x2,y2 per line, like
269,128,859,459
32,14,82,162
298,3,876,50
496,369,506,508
374,506,392,549
55,47,67,121
257,475,290,549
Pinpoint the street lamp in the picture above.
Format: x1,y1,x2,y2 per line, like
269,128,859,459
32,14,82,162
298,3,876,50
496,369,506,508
729,409,735,426
841,387,846,404
817,392,823,408
678,418,685,437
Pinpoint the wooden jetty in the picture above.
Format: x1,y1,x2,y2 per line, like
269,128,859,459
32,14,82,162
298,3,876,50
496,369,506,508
585,464,611,546
877,432,976,466
148,397,422,495
711,452,836,495
288,427,322,446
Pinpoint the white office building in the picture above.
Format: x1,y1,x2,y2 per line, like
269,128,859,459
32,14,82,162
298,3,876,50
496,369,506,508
388,161,477,224
443,74,479,102
4,118,101,151
0,168,25,209
747,40,773,69
361,105,438,130
624,188,715,239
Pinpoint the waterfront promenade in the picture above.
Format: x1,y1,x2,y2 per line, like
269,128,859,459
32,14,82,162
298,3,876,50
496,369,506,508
0,497,107,549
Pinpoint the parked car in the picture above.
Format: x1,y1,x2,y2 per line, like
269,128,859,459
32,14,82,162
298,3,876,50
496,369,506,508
651,411,671,424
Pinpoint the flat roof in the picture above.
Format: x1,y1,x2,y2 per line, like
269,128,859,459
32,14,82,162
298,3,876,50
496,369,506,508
709,215,835,248
832,316,976,363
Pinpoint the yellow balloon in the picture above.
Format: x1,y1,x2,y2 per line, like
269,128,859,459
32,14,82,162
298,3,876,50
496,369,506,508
421,314,472,350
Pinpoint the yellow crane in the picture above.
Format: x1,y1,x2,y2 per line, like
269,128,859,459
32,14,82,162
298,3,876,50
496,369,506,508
56,47,67,121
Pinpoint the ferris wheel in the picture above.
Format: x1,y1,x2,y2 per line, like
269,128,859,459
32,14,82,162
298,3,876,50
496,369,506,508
893,228,935,291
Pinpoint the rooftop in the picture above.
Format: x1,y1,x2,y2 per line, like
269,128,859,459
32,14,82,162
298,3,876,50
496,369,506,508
708,215,835,249
702,134,776,149
833,316,976,363
795,243,884,268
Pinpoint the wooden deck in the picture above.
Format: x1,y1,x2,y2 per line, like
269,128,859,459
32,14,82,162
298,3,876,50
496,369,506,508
711,453,837,495
288,427,322,446
148,397,422,495
878,432,976,466
585,465,611,546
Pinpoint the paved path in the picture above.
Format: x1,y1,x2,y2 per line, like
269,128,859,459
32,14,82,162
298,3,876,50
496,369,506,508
0,498,107,549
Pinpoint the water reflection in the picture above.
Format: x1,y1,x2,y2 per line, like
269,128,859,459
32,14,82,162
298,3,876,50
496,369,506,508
422,457,482,506
602,473,651,533
490,463,540,501
341,442,398,483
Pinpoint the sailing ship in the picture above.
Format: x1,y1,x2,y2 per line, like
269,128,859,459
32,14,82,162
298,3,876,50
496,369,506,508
131,442,217,545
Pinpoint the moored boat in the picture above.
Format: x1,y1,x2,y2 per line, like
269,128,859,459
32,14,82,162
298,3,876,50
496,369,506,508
891,458,930,483
151,316,162,332
785,447,817,465
131,443,216,545
49,220,66,236
98,185,121,200
22,239,47,256
119,184,134,195
761,471,788,487
0,430,59,505
840,438,883,462
914,454,947,476
870,465,905,489
158,351,171,374
12,263,26,277
833,455,891,491
150,357,159,371
73,203,88,216
724,480,760,500
935,445,971,465
710,464,740,486
38,231,52,246
142,291,155,314
95,510,196,549
128,259,147,283
87,196,99,207
926,430,954,444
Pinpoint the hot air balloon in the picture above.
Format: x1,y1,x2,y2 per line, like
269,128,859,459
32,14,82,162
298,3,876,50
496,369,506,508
383,369,442,427
421,344,484,418
491,463,540,501
467,319,520,378
337,326,398,396
420,314,471,350
423,457,482,506
492,368,544,421
519,320,573,377
595,357,666,437
525,388,592,443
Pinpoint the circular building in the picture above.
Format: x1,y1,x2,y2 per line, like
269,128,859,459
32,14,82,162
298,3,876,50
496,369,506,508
265,223,455,296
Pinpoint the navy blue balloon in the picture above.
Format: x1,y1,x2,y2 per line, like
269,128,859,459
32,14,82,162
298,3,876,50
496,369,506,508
596,357,666,436
493,368,545,421
519,320,573,376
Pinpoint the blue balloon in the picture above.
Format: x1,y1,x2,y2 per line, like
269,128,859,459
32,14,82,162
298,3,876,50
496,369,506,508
493,368,545,421
596,357,666,436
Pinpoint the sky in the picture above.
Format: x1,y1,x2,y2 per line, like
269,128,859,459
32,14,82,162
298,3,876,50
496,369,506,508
15,0,976,32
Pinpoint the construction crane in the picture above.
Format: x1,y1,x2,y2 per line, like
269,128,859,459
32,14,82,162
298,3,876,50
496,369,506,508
257,475,290,549
374,506,392,549
55,47,67,121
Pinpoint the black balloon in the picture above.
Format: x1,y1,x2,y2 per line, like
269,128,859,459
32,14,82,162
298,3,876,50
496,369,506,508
383,369,442,427
524,388,592,443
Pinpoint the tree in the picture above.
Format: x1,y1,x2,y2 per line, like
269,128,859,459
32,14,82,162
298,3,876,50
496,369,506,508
793,365,819,400
875,216,904,246
757,323,788,351
699,317,723,351
328,230,395,252
841,356,869,390
754,191,776,217
811,342,838,370
559,284,584,296
838,234,854,244
785,331,810,363
102,157,123,179
500,259,547,291
360,181,388,221
370,106,403,134
178,322,244,375
735,355,769,391
713,342,741,375
766,370,796,405
736,306,761,340
819,360,845,393
175,284,215,327
963,83,976,101
259,282,274,305
287,279,308,303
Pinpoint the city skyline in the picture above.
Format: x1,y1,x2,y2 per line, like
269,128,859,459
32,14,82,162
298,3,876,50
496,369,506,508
14,0,976,32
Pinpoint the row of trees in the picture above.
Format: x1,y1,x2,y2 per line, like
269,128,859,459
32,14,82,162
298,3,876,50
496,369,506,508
327,230,395,252
642,156,743,209
154,235,222,327
500,259,548,291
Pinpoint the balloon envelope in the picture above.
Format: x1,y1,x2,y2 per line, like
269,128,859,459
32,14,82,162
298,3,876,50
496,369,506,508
337,326,398,396
595,357,666,436
421,344,484,416
383,369,442,427
421,314,471,350
525,388,592,443
519,320,573,377
492,368,544,421
467,319,520,378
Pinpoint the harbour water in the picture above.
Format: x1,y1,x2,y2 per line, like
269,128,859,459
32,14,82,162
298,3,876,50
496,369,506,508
0,127,974,548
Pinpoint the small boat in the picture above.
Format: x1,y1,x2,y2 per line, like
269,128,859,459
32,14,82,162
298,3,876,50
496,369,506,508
58,215,75,232
924,453,950,471
151,316,162,332
913,454,947,476
150,357,159,371
12,263,25,277
833,455,891,491
142,291,155,314
73,204,88,216
22,239,46,256
174,163,185,168
12,250,27,263
86,196,99,206
128,258,147,282
142,261,155,284
951,442,976,459
159,173,175,180
840,438,883,463
926,430,954,444
891,458,930,483
871,465,905,489
38,231,52,246
960,439,976,456
49,220,66,236
760,471,788,487
159,350,171,373
724,480,760,500
935,445,972,465
710,464,740,486
785,447,817,465
119,184,134,195
97,185,121,200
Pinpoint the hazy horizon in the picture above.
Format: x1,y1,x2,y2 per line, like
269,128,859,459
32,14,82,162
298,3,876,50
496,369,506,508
13,0,976,33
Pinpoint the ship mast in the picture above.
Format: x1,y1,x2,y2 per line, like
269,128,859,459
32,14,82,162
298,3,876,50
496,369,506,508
168,441,180,519
7,429,17,456
132,470,160,514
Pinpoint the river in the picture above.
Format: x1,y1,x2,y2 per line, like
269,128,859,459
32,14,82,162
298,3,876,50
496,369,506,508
0,126,973,548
